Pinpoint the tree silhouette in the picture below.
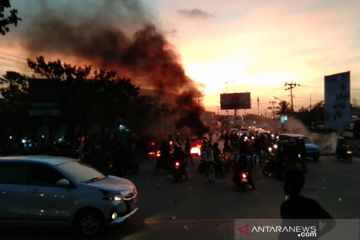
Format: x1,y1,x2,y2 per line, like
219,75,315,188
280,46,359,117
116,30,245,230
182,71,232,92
0,0,21,35
276,101,291,115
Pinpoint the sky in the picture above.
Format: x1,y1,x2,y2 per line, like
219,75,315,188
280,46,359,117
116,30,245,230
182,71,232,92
1,0,360,115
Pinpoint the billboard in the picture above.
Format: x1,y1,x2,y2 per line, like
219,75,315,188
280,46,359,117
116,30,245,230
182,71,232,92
28,79,61,116
324,72,351,129
220,93,251,110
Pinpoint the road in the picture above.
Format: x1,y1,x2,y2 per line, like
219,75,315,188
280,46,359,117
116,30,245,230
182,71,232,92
1,151,360,240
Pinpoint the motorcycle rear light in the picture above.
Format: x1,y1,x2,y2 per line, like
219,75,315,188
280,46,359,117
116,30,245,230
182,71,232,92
151,142,155,146
170,141,173,145
242,173,247,179
225,156,228,160
175,162,180,166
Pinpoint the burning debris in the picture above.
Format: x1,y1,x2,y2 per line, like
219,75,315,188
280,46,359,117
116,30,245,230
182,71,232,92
21,0,208,136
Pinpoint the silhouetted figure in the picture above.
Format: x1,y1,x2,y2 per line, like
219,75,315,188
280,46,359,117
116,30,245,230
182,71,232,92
279,169,336,240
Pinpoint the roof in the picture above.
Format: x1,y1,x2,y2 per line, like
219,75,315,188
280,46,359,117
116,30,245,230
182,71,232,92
0,155,78,165
279,133,305,137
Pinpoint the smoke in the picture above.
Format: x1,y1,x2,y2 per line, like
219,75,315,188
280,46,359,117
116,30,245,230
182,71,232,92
175,90,210,138
21,0,208,136
284,117,338,153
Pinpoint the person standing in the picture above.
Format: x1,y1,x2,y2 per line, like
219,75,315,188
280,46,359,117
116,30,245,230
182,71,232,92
297,138,308,173
253,135,262,165
185,138,194,165
205,141,215,183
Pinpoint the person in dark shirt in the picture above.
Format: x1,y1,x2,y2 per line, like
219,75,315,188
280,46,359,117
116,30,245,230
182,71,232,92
185,138,194,165
297,138,308,173
253,135,262,165
279,169,336,239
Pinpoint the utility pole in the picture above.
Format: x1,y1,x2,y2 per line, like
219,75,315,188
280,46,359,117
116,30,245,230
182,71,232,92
217,106,219,115
285,82,300,112
257,97,259,115
269,101,276,118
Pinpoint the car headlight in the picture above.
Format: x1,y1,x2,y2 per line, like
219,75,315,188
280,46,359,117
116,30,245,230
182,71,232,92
100,190,122,201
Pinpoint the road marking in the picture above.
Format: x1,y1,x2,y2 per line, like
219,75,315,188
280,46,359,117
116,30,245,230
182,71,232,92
308,167,360,178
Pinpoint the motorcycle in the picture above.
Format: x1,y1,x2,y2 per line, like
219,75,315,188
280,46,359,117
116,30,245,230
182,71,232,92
123,158,139,174
262,152,277,176
155,154,172,172
222,154,233,172
173,161,185,182
233,168,255,191
335,138,353,162
213,158,225,176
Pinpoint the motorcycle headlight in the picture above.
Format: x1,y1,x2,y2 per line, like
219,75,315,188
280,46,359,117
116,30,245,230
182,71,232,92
347,151,352,154
298,154,301,159
274,144,278,149
100,190,122,201
268,147,272,152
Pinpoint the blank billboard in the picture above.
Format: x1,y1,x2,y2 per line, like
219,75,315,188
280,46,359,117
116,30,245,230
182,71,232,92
220,93,251,110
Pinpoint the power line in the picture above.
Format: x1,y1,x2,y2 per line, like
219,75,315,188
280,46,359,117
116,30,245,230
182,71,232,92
285,81,300,111
0,56,27,65
0,52,28,60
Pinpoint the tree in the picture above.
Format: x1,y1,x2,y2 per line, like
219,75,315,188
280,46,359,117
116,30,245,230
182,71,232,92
0,0,21,35
0,71,31,138
276,101,290,115
26,56,141,139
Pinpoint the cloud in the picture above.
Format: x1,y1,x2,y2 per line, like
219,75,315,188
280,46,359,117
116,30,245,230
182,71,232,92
177,8,214,19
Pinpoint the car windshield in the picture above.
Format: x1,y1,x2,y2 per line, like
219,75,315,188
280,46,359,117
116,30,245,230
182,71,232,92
279,135,312,144
57,161,105,183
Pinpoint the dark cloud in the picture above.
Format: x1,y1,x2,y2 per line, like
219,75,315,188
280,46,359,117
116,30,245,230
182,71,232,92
177,8,214,19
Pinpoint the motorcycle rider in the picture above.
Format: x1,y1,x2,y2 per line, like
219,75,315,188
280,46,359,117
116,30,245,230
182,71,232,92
253,135,262,165
233,139,255,188
185,138,194,165
276,140,286,182
203,140,215,183
172,142,188,180
287,138,299,170
223,142,232,155
297,138,308,173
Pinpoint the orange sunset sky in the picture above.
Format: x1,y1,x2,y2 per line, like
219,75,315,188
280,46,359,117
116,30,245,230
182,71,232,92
1,0,360,115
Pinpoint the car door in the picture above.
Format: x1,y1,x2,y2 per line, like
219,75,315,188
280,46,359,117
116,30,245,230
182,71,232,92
27,163,73,221
0,162,29,220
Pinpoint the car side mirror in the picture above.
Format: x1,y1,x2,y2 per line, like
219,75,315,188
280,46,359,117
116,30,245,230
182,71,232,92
56,179,70,187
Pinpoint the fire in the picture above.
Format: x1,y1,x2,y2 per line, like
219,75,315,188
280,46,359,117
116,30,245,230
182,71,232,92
190,145,202,156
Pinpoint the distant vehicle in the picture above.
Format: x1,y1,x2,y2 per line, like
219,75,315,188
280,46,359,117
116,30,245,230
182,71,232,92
259,131,272,141
279,134,320,161
230,128,239,135
0,156,138,236
239,128,249,136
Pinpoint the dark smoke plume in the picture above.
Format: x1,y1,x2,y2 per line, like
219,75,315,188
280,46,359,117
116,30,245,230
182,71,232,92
21,0,208,137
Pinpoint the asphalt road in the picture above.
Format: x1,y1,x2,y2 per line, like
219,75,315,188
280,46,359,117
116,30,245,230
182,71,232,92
1,149,360,240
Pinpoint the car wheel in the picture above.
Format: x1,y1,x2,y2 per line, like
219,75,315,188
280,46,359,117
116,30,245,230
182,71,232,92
313,157,319,161
76,209,105,237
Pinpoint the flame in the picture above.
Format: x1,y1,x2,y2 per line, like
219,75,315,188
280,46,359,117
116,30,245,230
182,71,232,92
190,145,202,156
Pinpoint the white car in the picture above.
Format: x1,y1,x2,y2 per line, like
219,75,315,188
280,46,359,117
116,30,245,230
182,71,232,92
0,156,138,236
239,128,249,136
